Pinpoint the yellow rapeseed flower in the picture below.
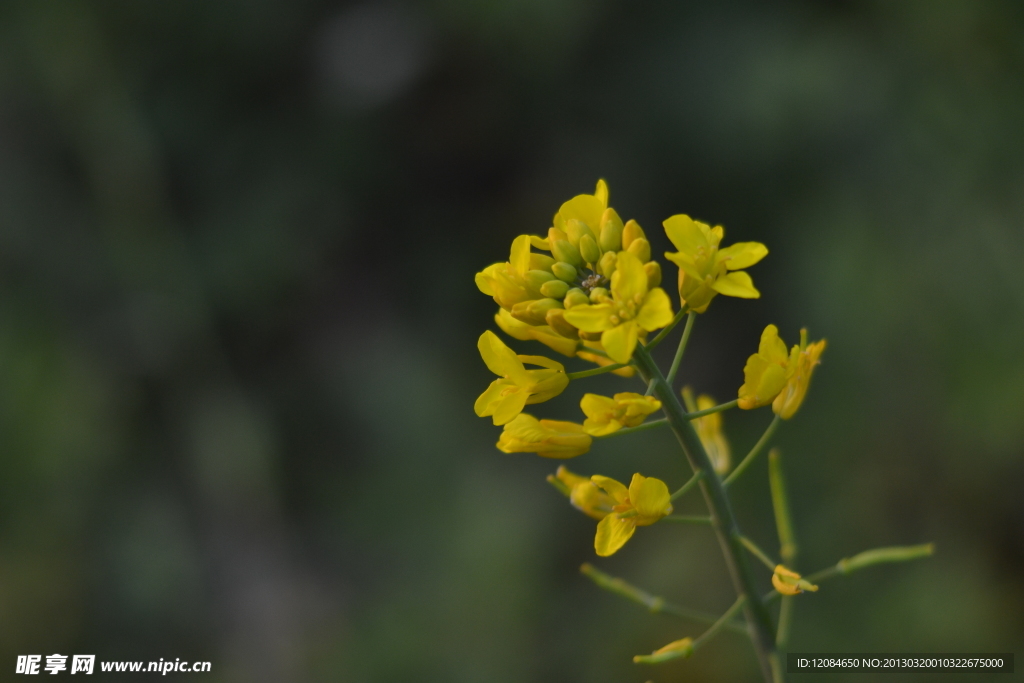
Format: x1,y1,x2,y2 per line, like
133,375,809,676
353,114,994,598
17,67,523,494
562,251,674,364
547,466,616,520
737,325,826,419
496,414,592,458
580,392,662,436
683,388,731,475
772,565,819,595
493,308,579,357
591,473,673,556
663,214,767,313
474,331,569,425
475,234,558,312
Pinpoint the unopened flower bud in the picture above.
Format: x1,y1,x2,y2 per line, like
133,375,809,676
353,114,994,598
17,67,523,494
545,308,579,339
599,208,624,252
621,219,646,250
644,260,662,288
540,279,570,299
578,234,601,265
563,288,590,308
524,269,556,290
551,239,583,268
627,237,651,263
551,261,577,283
598,251,617,277
579,330,603,342
565,219,596,248
589,286,609,302
547,226,568,244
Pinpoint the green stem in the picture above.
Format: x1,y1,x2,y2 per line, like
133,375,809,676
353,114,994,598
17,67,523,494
687,399,740,420
762,543,936,603
634,595,748,665
662,515,713,525
567,363,629,380
580,563,747,634
642,307,688,352
666,311,697,386
631,345,780,683
768,448,797,566
670,470,704,501
740,535,778,571
776,596,794,647
724,415,782,487
597,418,668,438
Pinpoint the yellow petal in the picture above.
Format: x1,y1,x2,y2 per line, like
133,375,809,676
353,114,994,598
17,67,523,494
635,288,674,331
662,214,710,254
492,388,529,425
611,251,648,305
758,325,789,364
580,393,617,420
516,355,565,372
591,475,629,504
601,321,639,365
477,330,523,377
629,474,672,523
717,241,768,270
509,235,532,276
594,178,609,207
473,378,509,417
569,481,614,520
563,303,615,333
594,514,636,556
710,270,760,298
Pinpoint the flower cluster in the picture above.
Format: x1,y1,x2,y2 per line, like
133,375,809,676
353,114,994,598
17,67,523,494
472,180,824,556
467,180,935,678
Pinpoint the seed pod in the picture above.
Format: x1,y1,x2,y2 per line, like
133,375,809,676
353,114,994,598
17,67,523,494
621,219,646,250
545,308,579,339
627,237,651,263
579,234,601,265
551,239,583,268
644,260,662,289
599,208,624,252
563,288,590,308
540,279,570,299
551,261,577,283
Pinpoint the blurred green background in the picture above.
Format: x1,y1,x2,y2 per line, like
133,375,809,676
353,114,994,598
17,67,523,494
0,1,1022,681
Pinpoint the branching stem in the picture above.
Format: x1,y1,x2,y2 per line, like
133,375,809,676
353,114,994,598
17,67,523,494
724,415,781,487
631,344,780,683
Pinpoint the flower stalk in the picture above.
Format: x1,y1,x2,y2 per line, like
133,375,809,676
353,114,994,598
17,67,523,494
632,344,781,683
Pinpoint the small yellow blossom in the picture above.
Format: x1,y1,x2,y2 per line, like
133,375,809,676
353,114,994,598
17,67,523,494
547,466,616,520
475,234,557,312
580,392,662,436
474,331,569,425
737,325,827,419
633,637,694,664
663,214,767,313
591,473,673,556
772,565,819,596
497,414,592,458
563,251,674,364
683,388,731,475
494,308,579,357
